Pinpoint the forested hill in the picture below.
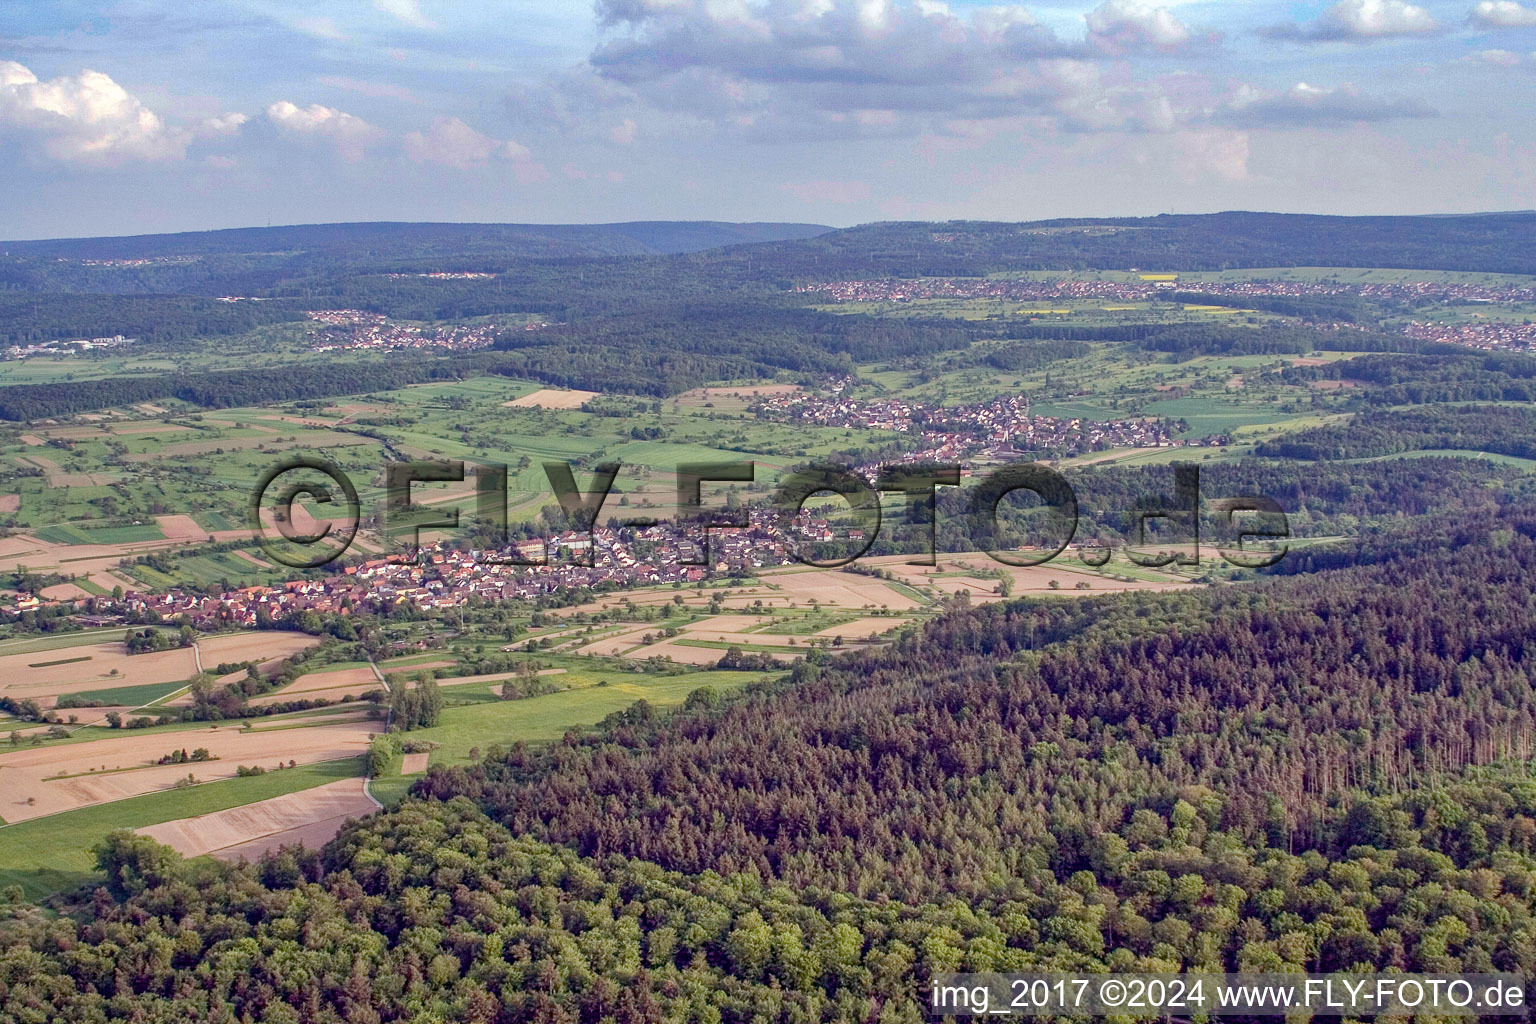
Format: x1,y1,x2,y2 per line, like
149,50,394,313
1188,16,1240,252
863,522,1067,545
0,221,834,261
421,504,1536,905
737,210,1536,277
6,212,1535,301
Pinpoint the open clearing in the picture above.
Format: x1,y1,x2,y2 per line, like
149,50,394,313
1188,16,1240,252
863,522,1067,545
503,388,599,409
877,555,1197,600
0,533,181,580
122,433,368,462
0,717,375,822
400,753,429,774
137,776,378,862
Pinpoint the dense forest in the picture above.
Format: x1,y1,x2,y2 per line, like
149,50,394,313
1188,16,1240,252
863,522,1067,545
842,455,1527,556
0,358,470,421
0,294,306,346
1281,350,1536,405
5,212,1536,319
0,304,999,417
1167,291,1368,323
1254,405,1536,460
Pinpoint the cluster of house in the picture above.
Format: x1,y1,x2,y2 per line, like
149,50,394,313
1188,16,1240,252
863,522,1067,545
798,278,1166,303
304,310,502,354
67,256,198,268
1404,319,1536,352
755,387,1197,473
383,272,497,280
20,509,866,628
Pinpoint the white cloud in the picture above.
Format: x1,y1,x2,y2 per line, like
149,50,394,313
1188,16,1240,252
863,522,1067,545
1470,1,1536,27
266,100,382,160
0,60,187,162
1265,0,1440,41
403,116,533,169
374,0,434,29
1085,1,1193,53
581,0,1223,141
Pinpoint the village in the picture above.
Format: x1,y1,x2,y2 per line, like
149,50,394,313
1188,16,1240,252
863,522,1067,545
755,380,1213,474
5,506,867,629
304,309,504,353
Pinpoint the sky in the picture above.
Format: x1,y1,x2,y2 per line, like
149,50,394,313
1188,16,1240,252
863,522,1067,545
1,0,1534,238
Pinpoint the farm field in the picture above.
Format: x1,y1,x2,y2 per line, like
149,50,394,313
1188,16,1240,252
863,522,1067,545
0,756,367,899
137,776,379,862
503,387,600,408
0,716,375,821
0,641,196,708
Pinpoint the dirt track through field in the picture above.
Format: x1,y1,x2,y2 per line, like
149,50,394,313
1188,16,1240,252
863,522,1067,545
136,776,378,861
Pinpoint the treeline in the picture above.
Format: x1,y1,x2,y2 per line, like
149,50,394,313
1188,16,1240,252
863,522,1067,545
485,302,986,396
3,771,1533,1021
0,303,994,416
0,293,304,345
0,358,468,420
6,213,1536,333
1255,405,1536,460
982,338,1091,370
1006,320,1418,357
906,455,1523,553
1282,349,1536,405
1140,322,1418,359
1169,290,1367,322
746,211,1536,278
